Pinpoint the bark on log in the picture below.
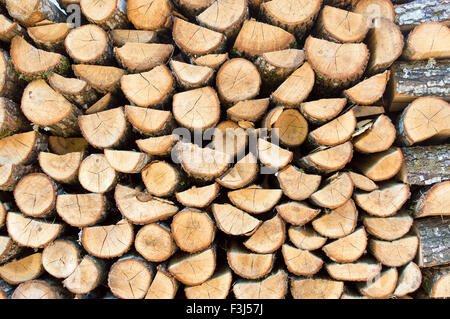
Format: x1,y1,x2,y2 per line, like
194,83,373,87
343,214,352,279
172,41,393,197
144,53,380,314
402,22,450,60
0,49,24,100
0,164,36,191
414,216,449,268
5,0,66,27
0,98,29,138
0,235,22,264
421,265,450,298
394,0,450,32
408,181,450,218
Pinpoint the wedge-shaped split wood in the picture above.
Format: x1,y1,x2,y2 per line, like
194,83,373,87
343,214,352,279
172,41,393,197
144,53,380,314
170,60,214,89
56,193,107,227
73,64,125,94
299,98,347,125
227,244,274,279
353,0,395,23
127,0,172,31
78,154,117,193
109,29,157,46
312,199,358,239
310,172,354,209
290,277,344,299
114,43,173,73
135,223,176,262
257,138,293,170
0,131,47,166
277,165,321,201
226,98,269,123
414,216,449,268
358,267,398,299
356,147,403,181
363,210,413,241
244,214,285,254
38,151,83,184
0,253,43,285
353,115,396,153
344,71,390,105
80,0,128,30
299,142,353,174
217,153,258,189
233,269,288,299
176,183,219,208
288,225,327,251
393,262,422,297
409,181,450,218
421,266,450,299
326,258,382,282
63,255,104,295
282,244,323,276
125,106,174,137
48,73,99,109
370,236,419,267
276,201,320,227
403,22,450,60
42,239,80,279
145,266,178,299
192,53,228,69
136,135,178,156
104,150,150,174
48,136,88,155
308,110,356,147
211,203,261,236
228,185,282,214
185,268,232,299
322,227,367,263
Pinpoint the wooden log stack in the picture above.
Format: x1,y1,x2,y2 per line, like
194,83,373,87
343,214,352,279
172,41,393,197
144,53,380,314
0,0,448,300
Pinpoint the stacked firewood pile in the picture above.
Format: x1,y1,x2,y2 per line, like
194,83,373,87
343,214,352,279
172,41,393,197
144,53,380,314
0,0,448,299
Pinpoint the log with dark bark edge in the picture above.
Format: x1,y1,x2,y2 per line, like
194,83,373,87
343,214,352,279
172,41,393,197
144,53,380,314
141,160,182,197
56,193,107,227
57,0,81,9
363,210,413,241
290,276,344,299
394,0,450,32
211,121,248,158
227,243,274,280
125,106,174,137
288,224,327,251
27,23,71,52
184,267,232,299
11,279,67,299
10,36,69,81
233,268,288,299
365,17,404,75
176,183,219,208
5,0,66,27
0,235,22,264
80,0,128,30
0,98,29,137
355,147,403,181
81,219,134,259
310,172,354,209
228,185,282,214
62,255,105,295
216,153,258,189
257,138,293,170
114,43,173,73
42,239,80,279
168,247,216,286
421,265,450,298
276,201,320,227
109,29,157,46
358,267,398,299
299,98,347,125
315,5,369,43
114,184,178,225
322,227,367,263
0,252,43,284
72,64,125,94
127,0,172,31
172,86,220,130
232,19,296,59
354,182,410,217
79,107,129,149
0,49,24,101
172,0,214,18
397,97,450,146
13,173,57,218
0,164,35,191
370,235,419,267
312,199,358,238
326,258,382,282
282,244,323,276
38,151,83,184
352,0,395,23
271,62,315,108
48,136,88,155
308,109,356,147
0,131,47,166
226,98,269,123
135,223,176,262
387,59,450,113
211,203,261,236
6,212,62,248
414,216,449,268
78,154,117,193
145,265,178,299
393,262,422,297
196,0,248,39
409,181,450,218
276,165,321,201
305,36,369,91
344,70,390,105
191,53,228,69
104,150,150,174
298,142,354,174
353,114,396,154
120,65,174,108
403,22,450,60
170,60,214,89
136,134,178,157
348,171,378,192
243,214,285,254
0,14,25,43
0,279,13,299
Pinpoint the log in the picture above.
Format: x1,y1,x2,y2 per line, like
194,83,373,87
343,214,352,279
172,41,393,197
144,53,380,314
308,110,356,147
176,183,219,208
403,22,450,60
352,0,395,23
421,265,450,298
358,267,398,299
184,267,232,299
394,0,450,32
312,199,358,238
352,105,385,118
326,258,382,281
227,243,274,279
125,106,174,136
344,70,390,105
226,98,269,123
298,142,353,174
127,0,171,31
409,181,450,218
414,216,449,268
42,239,80,278
78,154,117,193
288,224,327,251
363,210,413,241
393,262,422,297
322,227,367,263
73,64,126,94
27,23,71,52
0,131,47,166
0,14,25,42
290,277,344,299
6,212,62,248
5,0,66,27
135,223,176,262
257,138,293,170
0,253,43,284
277,165,322,201
233,268,288,299
370,235,419,267
243,214,285,254
11,279,67,299
170,60,214,89
0,235,22,264
276,201,320,227
80,0,128,30
114,43,173,73
348,171,378,192
0,50,24,100
145,265,178,299
81,219,134,259
310,172,354,209
228,185,282,214
62,255,105,295
114,184,178,225
353,114,396,153
191,53,228,69
109,29,157,46
56,193,107,227
211,121,248,158
355,147,404,181
104,150,150,174
299,98,347,125
48,136,88,155
142,160,182,197
216,153,258,189
136,134,178,156
0,98,29,138
282,244,323,276
211,203,261,236
38,151,83,184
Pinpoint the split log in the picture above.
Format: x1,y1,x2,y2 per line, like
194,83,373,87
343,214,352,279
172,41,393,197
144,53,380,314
312,199,358,238
211,203,261,236
308,110,356,147
172,86,220,130
394,0,450,32
315,5,369,43
28,23,71,52
298,142,353,174
10,36,69,80
141,161,182,197
354,182,410,217
277,165,321,201
233,268,288,299
358,267,398,299
11,279,67,299
397,97,450,146
42,239,80,278
125,106,174,137
299,98,347,125
184,267,232,299
73,64,126,94
414,216,449,268
211,121,248,158
170,60,214,89
393,262,422,297
352,105,385,118
227,244,274,279
62,255,105,295
257,138,293,170
171,208,215,253
6,212,62,248
78,154,117,193
136,134,178,156
120,65,174,108
0,131,47,166
363,210,413,241
172,0,214,18
48,136,88,155
176,183,219,208
276,201,320,227
191,53,228,69
56,193,107,227
0,50,24,100
403,22,450,60
310,172,354,209
288,224,327,251
228,185,282,214
109,29,157,46
348,171,378,192
5,0,66,27
344,70,390,105
38,151,83,184
322,227,367,263
243,214,285,254
352,0,395,22
145,265,178,299
0,98,29,137
282,244,323,276
387,59,450,112
409,181,450,218
421,265,450,298
365,18,404,75
0,236,22,264
104,150,150,174
370,235,419,267
353,115,396,153
127,0,171,31
0,14,25,42
355,147,403,181
80,0,128,30
226,98,269,123
326,258,382,281
290,277,344,299
168,247,216,286
0,253,43,285
108,255,153,299
216,153,258,189
114,184,178,225
135,223,176,262
233,19,296,59
81,219,134,259
305,36,369,90
114,43,173,73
